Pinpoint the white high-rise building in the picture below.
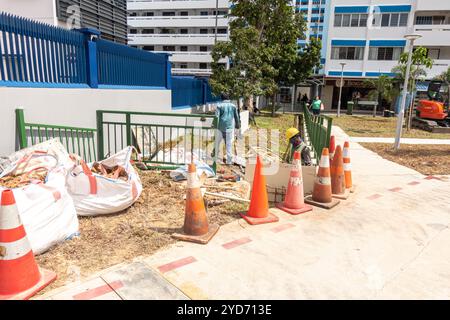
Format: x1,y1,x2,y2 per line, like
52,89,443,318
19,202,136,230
127,0,230,76
321,0,450,110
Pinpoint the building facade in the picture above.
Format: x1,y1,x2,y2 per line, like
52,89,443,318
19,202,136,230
0,0,128,44
321,0,450,110
127,0,230,76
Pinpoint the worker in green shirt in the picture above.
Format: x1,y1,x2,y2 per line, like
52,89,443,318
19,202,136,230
311,96,323,115
282,128,312,166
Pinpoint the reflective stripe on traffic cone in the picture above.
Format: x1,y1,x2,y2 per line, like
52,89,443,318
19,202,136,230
276,151,313,215
240,156,279,225
172,163,219,244
0,190,56,300
331,145,350,200
305,148,340,209
343,141,355,193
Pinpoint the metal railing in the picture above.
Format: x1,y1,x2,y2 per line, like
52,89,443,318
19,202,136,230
96,110,218,171
16,109,97,162
303,108,333,161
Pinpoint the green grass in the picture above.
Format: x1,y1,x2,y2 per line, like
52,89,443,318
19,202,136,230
252,111,297,153
331,115,450,139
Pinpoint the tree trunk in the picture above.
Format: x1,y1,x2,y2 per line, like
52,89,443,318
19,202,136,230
271,95,276,117
375,93,382,117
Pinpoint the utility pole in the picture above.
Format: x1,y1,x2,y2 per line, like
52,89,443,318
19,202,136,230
394,34,422,151
337,62,346,117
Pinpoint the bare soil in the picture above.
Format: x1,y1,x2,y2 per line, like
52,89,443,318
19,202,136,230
361,143,450,176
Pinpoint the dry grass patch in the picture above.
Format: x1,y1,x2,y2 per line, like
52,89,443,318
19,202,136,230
35,168,246,296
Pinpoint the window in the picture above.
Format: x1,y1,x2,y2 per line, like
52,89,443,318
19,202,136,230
369,47,403,60
180,63,188,69
180,46,188,52
335,14,368,27
163,46,175,51
129,12,137,17
180,11,189,16
144,12,154,17
180,29,188,34
199,63,208,69
416,16,445,25
427,48,440,59
217,28,227,34
142,29,154,34
143,46,154,51
162,12,175,16
200,11,209,16
331,46,364,60
374,13,409,27
200,29,208,34
199,46,208,52
129,29,137,34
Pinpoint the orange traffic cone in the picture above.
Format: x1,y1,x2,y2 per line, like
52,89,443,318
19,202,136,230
172,163,219,244
329,136,336,160
331,145,350,200
343,141,355,193
276,151,313,215
0,189,56,300
240,156,279,225
305,148,340,209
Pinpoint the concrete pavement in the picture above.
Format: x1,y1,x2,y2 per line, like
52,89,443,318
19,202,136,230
38,126,450,300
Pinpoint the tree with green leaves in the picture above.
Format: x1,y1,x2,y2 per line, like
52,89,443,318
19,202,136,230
210,0,321,116
435,67,450,107
391,46,433,130
363,75,398,116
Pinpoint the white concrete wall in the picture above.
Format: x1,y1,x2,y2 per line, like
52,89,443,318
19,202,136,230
0,86,173,156
0,0,56,25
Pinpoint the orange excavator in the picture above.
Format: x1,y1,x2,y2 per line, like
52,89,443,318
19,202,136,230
416,81,450,128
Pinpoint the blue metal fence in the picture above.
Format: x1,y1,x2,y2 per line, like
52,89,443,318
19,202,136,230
171,76,220,109
97,39,168,88
0,12,87,86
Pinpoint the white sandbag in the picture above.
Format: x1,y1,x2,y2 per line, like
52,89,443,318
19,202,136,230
66,147,142,216
1,139,79,255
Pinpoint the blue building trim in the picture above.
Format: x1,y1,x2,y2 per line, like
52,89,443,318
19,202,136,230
335,6,369,13
365,72,397,77
376,5,412,13
328,71,363,77
369,40,406,47
0,81,90,89
331,39,366,47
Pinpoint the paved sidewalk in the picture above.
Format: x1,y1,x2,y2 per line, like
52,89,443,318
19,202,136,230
38,127,450,300
350,137,450,145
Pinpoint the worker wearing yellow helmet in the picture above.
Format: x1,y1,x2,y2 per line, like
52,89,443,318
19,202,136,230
283,128,312,165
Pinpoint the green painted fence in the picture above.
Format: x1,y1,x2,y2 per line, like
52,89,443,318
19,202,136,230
303,108,333,161
96,110,218,171
16,109,97,162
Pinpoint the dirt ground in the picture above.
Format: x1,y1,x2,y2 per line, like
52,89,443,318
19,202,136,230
361,143,450,176
35,167,247,296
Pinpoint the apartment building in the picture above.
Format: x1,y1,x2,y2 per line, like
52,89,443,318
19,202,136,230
321,0,450,110
127,0,230,76
0,0,128,44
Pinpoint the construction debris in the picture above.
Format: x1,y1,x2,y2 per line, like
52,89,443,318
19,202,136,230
91,162,128,181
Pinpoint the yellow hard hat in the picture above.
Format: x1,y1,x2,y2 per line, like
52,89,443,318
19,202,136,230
286,128,300,141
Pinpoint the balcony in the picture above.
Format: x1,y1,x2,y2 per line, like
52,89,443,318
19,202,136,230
128,15,229,28
129,33,229,46
428,60,450,79
416,0,450,11
414,24,450,46
172,67,212,75
128,0,230,11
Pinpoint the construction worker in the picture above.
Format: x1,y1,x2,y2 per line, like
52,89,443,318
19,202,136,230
214,93,241,165
283,128,312,166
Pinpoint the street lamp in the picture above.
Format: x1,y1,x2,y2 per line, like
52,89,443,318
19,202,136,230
337,62,346,117
394,33,422,151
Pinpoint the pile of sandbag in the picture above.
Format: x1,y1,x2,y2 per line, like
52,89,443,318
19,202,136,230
66,146,142,216
0,140,142,254
0,140,78,255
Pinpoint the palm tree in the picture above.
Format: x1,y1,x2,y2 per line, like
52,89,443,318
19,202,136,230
363,75,398,117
